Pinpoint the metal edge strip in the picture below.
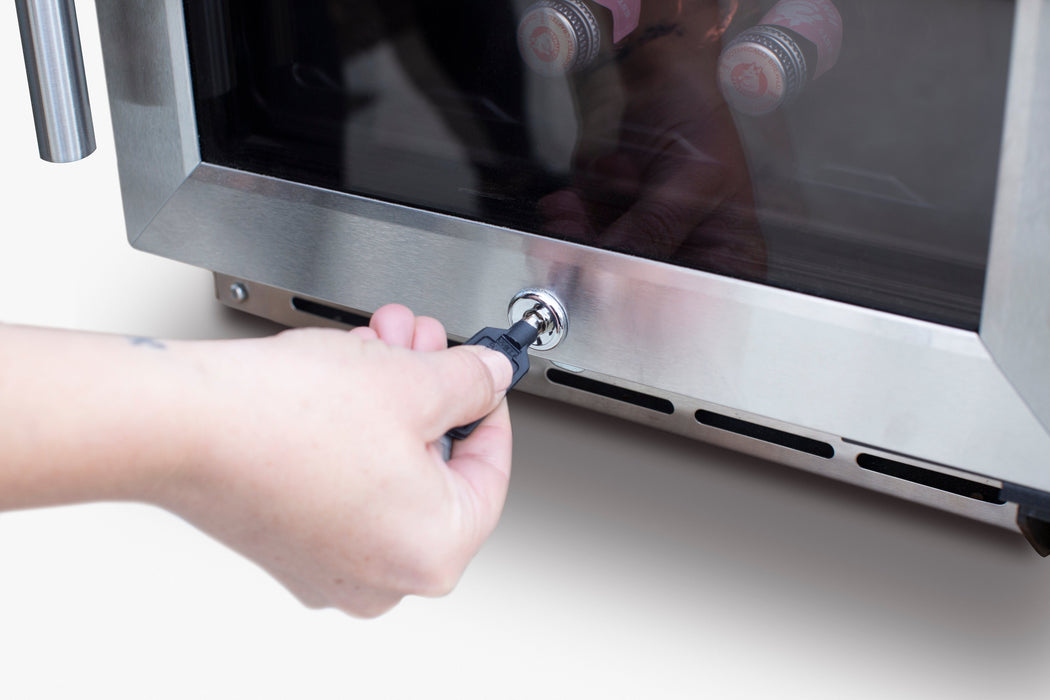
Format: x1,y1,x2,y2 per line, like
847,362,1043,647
95,0,200,243
981,0,1050,433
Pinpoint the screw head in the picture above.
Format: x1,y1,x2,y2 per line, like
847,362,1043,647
229,282,249,303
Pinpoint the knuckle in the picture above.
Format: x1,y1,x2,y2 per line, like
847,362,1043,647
338,594,404,619
289,583,331,611
398,538,466,598
414,563,462,598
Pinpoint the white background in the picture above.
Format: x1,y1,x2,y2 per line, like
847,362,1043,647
3,3,1050,698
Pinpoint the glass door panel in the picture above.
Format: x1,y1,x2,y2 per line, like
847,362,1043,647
184,0,1014,329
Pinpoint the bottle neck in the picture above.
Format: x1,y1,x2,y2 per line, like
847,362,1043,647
590,0,641,42
759,0,843,79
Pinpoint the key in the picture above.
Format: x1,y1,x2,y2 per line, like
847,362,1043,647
439,317,541,459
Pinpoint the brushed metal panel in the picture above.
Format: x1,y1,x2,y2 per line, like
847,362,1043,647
94,0,199,241
214,272,1022,535
983,0,1050,433
136,164,1050,493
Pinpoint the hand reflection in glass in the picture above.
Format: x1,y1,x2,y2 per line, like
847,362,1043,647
538,0,767,281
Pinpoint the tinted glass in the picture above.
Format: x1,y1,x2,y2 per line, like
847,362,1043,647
184,0,1015,329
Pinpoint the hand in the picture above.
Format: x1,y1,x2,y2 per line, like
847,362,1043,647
0,307,513,618
163,305,513,617
539,0,767,280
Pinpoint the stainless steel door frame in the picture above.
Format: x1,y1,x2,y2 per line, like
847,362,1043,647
94,1,1050,512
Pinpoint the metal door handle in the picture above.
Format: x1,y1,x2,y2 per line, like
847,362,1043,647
15,0,96,163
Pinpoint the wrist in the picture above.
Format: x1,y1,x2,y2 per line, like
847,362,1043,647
123,338,217,509
130,337,254,514
0,326,215,512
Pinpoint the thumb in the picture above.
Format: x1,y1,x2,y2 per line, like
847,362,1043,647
415,345,513,437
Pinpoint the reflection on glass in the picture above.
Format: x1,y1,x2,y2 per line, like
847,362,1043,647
185,0,1014,329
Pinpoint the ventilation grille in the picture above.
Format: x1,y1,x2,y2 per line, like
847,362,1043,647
695,409,836,458
856,453,1004,504
281,313,1007,508
291,297,371,327
546,369,675,415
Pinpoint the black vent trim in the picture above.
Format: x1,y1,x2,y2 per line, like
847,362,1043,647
291,297,372,327
695,410,835,459
546,369,675,415
857,453,1005,504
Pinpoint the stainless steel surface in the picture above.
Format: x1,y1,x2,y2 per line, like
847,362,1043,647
95,0,199,240
97,1,1050,521
15,0,95,163
214,272,1019,533
143,164,1050,496
517,0,600,76
509,288,568,350
982,0,1050,433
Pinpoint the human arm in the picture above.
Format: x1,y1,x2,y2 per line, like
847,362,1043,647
0,304,513,617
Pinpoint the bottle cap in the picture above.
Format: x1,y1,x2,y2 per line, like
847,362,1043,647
717,25,808,116
518,0,601,76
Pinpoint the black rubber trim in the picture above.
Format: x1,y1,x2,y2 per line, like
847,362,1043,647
1002,482,1050,557
1001,482,1050,518
546,369,674,415
695,410,835,459
1016,509,1050,557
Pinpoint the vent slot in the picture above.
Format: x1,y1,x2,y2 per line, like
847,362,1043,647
856,453,1005,504
546,369,675,415
695,410,835,459
291,297,371,327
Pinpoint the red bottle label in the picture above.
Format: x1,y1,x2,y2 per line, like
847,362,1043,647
761,0,843,77
593,0,641,43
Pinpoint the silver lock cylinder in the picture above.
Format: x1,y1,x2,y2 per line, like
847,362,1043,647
508,288,568,350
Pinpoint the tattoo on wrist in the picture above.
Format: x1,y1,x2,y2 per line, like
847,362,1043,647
128,337,167,350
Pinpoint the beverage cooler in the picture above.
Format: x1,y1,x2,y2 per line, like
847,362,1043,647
19,0,1050,553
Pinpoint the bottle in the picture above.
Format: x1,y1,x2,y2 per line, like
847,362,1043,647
517,0,641,76
717,0,844,116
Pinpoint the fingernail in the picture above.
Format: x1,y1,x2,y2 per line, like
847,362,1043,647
477,348,513,392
